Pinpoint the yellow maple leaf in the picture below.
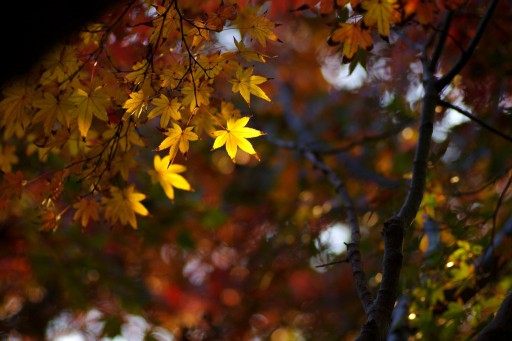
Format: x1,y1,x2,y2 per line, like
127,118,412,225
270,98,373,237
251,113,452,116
362,0,401,39
70,86,110,138
122,90,149,120
148,155,193,201
230,66,271,106
125,60,149,85
182,81,213,112
40,45,79,84
160,66,186,88
237,10,278,47
233,38,268,63
212,116,265,162
33,92,74,135
0,81,34,139
103,185,148,229
330,22,373,61
111,150,139,180
147,94,182,128
72,198,100,228
155,123,198,163
0,145,19,173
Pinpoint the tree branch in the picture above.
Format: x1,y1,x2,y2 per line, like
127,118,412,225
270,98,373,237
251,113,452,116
429,10,453,73
269,134,374,315
357,25,442,340
438,100,512,144
436,0,499,91
302,149,373,314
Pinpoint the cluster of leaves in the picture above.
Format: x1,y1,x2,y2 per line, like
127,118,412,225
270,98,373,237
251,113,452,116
326,0,446,65
0,0,274,230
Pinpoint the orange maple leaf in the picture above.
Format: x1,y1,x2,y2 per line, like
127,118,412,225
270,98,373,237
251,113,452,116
73,198,100,228
1,171,25,199
330,22,373,61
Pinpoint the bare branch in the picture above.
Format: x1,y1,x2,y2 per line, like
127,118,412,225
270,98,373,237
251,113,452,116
429,11,453,73
303,149,373,314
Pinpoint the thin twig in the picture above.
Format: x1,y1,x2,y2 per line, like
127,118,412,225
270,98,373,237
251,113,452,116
438,100,512,144
429,10,453,73
303,149,373,314
436,0,499,90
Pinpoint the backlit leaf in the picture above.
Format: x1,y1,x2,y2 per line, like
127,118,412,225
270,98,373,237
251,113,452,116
212,116,265,162
148,155,193,201
155,123,199,163
103,185,148,229
147,94,182,128
70,86,110,138
362,0,401,39
230,66,270,106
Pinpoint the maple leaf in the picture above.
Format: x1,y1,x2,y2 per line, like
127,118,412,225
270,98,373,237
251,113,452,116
362,0,401,39
125,60,149,85
182,81,213,112
151,6,180,44
122,90,149,120
148,155,193,202
70,85,110,138
155,123,199,163
0,145,19,172
40,208,60,232
0,81,34,139
160,66,186,89
73,198,100,228
236,8,279,47
212,116,265,162
147,94,182,128
0,171,25,199
205,1,238,31
233,38,268,63
40,45,79,84
330,22,373,61
196,53,224,79
33,92,74,135
103,185,148,229
111,150,139,180
230,66,271,106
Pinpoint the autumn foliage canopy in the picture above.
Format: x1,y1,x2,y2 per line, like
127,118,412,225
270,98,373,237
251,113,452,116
1,0,512,340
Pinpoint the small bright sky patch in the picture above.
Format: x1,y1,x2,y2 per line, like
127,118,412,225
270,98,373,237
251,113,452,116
318,222,351,255
321,56,368,91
